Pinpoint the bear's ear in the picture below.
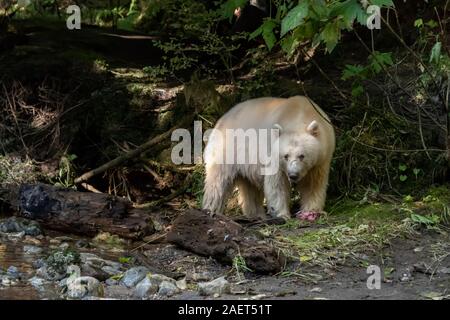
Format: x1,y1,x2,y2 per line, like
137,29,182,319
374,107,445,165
273,123,283,134
306,120,319,137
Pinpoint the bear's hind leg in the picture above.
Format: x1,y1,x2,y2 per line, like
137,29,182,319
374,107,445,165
236,178,265,220
202,164,234,215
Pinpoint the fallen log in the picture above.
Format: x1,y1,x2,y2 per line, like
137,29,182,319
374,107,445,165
5,183,154,240
167,209,285,274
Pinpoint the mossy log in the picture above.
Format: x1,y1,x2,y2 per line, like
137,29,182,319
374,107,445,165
167,209,285,274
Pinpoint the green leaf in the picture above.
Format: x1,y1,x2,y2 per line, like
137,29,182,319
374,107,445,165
413,168,420,176
330,0,365,29
342,64,366,80
430,41,442,65
399,175,408,182
261,19,277,51
351,84,364,97
369,0,394,7
281,34,297,55
249,25,263,40
425,19,438,28
309,0,329,20
398,164,407,171
118,256,131,263
369,51,393,73
414,18,423,28
320,21,340,53
280,1,309,37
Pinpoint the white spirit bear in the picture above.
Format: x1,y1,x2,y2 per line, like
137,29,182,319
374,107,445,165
202,96,335,221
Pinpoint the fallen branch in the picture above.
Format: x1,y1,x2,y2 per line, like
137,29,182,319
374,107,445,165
74,116,194,184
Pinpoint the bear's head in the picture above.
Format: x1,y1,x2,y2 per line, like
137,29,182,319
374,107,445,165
274,121,321,183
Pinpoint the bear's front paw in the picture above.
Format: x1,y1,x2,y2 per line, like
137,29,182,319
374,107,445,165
296,210,321,222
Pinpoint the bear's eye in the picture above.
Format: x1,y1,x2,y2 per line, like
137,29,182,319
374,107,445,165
298,154,305,161
284,154,289,160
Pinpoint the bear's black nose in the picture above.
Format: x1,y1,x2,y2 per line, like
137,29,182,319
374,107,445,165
288,174,299,181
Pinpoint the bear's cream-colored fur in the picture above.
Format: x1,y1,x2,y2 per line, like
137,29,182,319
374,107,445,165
202,96,335,220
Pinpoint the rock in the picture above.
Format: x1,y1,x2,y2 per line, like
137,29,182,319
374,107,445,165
36,265,65,281
7,266,20,278
176,278,187,290
438,267,450,274
147,273,177,286
66,276,103,299
187,271,213,282
59,243,70,250
0,275,14,286
158,281,179,297
33,258,46,269
120,267,149,288
198,277,230,296
413,262,432,275
134,277,158,298
105,278,119,286
29,276,47,290
309,287,322,293
23,236,42,245
79,253,122,280
0,217,42,236
6,231,25,241
75,239,91,248
23,245,43,255
104,285,132,299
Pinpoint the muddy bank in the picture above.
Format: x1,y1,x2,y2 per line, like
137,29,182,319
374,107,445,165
1,210,449,300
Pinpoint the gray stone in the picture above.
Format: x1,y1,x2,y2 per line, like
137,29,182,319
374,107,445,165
66,276,102,299
120,267,149,288
147,273,177,286
105,278,119,286
23,245,43,255
29,276,47,290
0,217,41,236
158,280,179,297
198,276,230,296
36,265,65,281
104,285,132,299
438,267,450,274
134,277,158,298
7,266,20,278
187,271,213,282
80,253,122,276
